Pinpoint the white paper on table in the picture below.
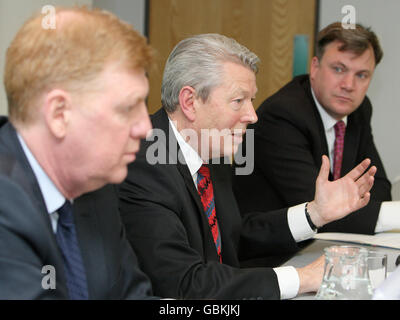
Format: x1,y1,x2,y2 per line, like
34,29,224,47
373,266,400,300
369,268,386,289
313,232,400,249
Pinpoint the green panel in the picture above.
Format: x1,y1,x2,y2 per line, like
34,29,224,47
293,34,309,77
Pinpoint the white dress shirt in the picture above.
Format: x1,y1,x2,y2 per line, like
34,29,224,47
168,118,316,299
311,89,400,233
17,134,67,233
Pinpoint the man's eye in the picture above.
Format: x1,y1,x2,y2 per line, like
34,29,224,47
231,99,244,110
357,73,368,79
333,66,343,73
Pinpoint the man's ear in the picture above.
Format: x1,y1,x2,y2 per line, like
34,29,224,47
310,56,320,80
178,86,197,122
42,89,71,139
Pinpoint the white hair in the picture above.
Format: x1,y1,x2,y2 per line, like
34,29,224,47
161,33,259,113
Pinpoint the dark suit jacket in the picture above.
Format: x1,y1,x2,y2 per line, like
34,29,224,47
0,118,154,299
233,75,392,235
118,108,300,300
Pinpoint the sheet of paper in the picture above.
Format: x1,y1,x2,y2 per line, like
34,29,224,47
313,232,400,249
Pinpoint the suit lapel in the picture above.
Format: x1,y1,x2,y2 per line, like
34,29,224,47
314,108,330,161
154,109,205,218
176,161,217,257
73,191,108,299
176,163,205,219
302,78,331,177
153,109,219,261
0,122,54,231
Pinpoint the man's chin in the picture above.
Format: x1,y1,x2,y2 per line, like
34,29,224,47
330,100,359,118
108,166,129,184
124,153,137,163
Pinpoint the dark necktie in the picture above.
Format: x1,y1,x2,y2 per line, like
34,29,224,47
196,164,222,263
55,200,89,299
333,120,346,180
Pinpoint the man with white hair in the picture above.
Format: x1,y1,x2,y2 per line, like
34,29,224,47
119,33,376,299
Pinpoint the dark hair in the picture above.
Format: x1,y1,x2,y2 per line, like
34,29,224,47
315,22,383,66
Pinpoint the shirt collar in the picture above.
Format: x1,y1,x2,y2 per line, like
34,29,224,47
168,118,203,176
17,133,66,215
311,87,347,132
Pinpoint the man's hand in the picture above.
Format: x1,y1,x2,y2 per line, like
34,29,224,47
297,255,325,294
307,155,376,228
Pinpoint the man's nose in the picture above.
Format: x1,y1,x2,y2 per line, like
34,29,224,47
241,101,258,124
130,105,152,139
340,73,355,92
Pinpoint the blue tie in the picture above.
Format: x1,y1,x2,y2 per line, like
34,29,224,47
56,200,89,299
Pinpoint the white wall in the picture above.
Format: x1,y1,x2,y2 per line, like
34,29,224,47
319,0,400,184
93,0,146,35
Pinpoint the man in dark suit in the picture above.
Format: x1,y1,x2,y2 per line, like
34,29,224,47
118,33,376,299
0,7,155,299
233,22,398,235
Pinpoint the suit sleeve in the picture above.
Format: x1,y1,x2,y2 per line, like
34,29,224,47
118,157,281,300
356,100,392,202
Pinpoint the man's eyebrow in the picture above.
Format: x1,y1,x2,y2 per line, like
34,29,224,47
330,61,372,74
115,94,142,110
231,87,256,98
331,61,348,69
356,69,372,74
123,90,148,104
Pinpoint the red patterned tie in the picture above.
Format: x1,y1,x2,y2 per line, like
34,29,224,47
196,164,222,263
333,120,346,180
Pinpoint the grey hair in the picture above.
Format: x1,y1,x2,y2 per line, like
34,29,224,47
161,33,260,113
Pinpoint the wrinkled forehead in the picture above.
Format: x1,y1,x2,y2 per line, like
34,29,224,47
211,61,257,97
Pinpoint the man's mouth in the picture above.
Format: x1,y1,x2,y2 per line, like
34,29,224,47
335,95,353,103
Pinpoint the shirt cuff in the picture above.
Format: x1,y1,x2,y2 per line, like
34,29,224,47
375,201,400,233
273,266,300,299
287,202,317,242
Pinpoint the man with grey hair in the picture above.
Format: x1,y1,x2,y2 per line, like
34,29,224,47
119,33,376,299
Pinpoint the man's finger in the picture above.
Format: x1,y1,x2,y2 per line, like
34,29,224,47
357,175,375,197
317,155,330,182
345,158,372,181
356,166,376,189
356,192,371,210
356,165,377,182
